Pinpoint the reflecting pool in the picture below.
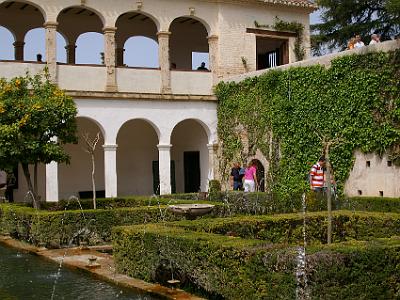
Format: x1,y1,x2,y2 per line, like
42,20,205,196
0,244,160,300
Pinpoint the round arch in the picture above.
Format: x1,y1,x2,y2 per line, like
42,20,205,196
115,10,160,32
115,11,159,67
170,118,211,144
170,119,210,193
75,115,107,141
58,116,106,200
56,5,105,29
168,16,209,70
116,118,160,196
168,15,211,36
117,118,161,141
0,0,46,22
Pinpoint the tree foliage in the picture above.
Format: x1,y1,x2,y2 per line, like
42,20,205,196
216,50,400,200
0,71,77,203
312,0,400,54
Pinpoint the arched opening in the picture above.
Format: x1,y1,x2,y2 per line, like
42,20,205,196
123,36,159,68
0,1,45,61
169,17,209,71
24,28,45,62
59,117,105,200
57,6,104,65
75,32,104,65
117,119,159,196
0,26,14,60
17,28,67,63
115,12,159,68
171,119,209,193
252,159,265,192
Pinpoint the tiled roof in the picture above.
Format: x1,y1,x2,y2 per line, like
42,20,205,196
257,0,317,9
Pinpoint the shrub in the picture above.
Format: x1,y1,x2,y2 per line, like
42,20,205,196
0,204,184,247
112,223,400,299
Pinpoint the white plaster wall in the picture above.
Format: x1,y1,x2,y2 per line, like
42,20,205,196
345,151,400,198
171,119,209,193
0,61,46,78
57,65,106,91
117,68,161,94
171,71,213,95
75,98,218,145
58,117,105,200
117,120,159,196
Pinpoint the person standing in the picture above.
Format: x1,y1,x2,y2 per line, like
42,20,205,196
243,160,257,192
309,156,326,192
230,162,243,191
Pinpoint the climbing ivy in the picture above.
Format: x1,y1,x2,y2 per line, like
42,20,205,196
216,50,400,199
255,17,305,61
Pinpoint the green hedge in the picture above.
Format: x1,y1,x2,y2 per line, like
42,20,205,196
0,204,184,247
39,196,213,211
167,211,400,245
338,197,400,213
112,223,400,299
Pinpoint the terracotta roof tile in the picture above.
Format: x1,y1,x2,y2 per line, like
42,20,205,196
257,0,317,9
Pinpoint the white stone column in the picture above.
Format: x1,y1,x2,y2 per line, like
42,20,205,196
103,144,118,198
46,162,59,202
207,35,219,86
157,31,171,94
158,144,172,195
103,27,117,92
44,21,58,81
207,143,218,182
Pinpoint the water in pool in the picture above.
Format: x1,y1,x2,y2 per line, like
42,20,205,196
0,244,161,300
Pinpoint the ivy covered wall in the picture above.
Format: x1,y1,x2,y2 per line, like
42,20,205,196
216,50,400,199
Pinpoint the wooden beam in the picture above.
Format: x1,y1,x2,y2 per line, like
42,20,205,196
247,28,297,38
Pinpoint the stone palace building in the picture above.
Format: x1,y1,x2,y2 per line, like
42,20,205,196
0,0,398,200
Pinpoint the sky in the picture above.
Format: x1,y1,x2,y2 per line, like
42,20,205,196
0,10,322,67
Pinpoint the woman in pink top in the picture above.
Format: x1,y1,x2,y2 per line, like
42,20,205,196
243,160,257,192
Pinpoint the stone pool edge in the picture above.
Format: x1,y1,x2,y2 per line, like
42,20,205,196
0,236,205,300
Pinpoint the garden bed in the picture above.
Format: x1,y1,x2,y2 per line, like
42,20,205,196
112,221,400,299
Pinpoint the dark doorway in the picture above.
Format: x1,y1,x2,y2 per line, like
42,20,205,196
152,161,176,195
256,36,289,70
184,151,200,193
253,160,265,192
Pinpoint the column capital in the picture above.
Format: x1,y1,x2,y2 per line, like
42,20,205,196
207,35,218,41
103,26,117,33
13,41,25,47
103,144,118,151
207,143,219,151
44,21,58,29
65,44,77,49
157,31,171,37
157,144,172,150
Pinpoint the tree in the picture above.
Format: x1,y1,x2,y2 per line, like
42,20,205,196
312,0,400,55
82,132,100,210
0,71,77,207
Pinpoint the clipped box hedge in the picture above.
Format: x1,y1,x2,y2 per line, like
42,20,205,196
0,204,184,247
112,223,400,299
167,211,400,244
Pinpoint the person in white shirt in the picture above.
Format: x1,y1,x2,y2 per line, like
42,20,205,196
354,35,365,48
369,33,381,45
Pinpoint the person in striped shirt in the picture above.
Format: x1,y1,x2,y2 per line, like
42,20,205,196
309,156,326,192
